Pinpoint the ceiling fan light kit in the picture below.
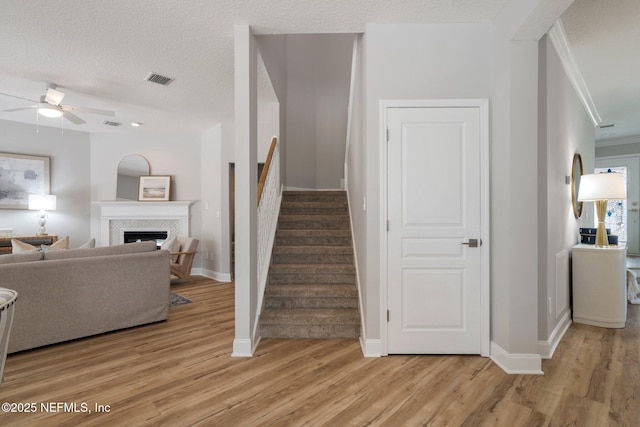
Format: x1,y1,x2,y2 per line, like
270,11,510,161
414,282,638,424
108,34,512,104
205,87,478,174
0,87,115,126
37,103,63,118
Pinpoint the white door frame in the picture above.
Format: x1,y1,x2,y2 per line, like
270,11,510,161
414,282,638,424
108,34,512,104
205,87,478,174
379,99,491,357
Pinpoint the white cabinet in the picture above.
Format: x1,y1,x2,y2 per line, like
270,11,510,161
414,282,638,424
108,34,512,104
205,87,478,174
572,244,627,328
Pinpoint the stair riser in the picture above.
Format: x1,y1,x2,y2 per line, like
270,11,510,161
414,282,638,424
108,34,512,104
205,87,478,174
275,236,352,246
266,285,358,298
261,324,359,339
272,253,353,264
280,207,348,215
278,221,350,230
265,297,358,309
283,194,347,203
269,274,355,284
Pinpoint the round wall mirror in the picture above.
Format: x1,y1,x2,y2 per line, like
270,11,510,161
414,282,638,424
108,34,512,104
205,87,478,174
116,155,150,200
571,153,583,218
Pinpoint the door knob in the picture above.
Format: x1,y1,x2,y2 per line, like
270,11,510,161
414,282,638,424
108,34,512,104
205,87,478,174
462,239,482,248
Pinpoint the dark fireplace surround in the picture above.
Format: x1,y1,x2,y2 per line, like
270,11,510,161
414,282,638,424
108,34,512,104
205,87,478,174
123,231,168,249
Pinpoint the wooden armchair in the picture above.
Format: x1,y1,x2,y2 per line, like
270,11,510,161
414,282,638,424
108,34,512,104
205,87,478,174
170,237,199,280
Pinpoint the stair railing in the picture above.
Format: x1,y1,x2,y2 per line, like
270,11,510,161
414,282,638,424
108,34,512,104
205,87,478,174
257,136,281,308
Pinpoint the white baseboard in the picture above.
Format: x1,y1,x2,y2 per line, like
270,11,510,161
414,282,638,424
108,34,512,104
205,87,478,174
192,267,232,282
360,337,382,357
231,339,254,357
538,310,572,359
490,341,544,375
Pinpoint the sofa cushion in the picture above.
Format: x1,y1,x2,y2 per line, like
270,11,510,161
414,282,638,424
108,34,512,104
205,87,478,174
11,239,40,253
43,240,157,261
41,235,70,252
0,251,44,264
78,238,96,249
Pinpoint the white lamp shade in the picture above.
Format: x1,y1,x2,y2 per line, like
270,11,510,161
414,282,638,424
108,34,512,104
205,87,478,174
28,194,57,211
578,173,627,201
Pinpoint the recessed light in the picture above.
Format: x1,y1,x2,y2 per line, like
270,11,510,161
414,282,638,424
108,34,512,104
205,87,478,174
131,122,142,127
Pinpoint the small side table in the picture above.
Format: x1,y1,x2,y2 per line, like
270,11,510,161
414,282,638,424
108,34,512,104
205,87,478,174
0,235,58,254
572,243,627,328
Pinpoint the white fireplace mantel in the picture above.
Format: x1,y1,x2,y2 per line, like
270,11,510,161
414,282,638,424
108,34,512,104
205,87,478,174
93,201,195,246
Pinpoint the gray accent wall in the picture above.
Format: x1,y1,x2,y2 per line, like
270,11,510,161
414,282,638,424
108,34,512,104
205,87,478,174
0,120,90,248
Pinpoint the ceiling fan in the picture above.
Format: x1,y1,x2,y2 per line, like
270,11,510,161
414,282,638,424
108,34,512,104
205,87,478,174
0,87,115,124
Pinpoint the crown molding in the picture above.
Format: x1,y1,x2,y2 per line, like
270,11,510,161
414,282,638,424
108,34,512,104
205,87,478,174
596,135,640,147
548,19,601,128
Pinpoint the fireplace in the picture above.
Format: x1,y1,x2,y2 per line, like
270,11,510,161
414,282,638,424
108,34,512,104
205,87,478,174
123,231,168,248
94,201,193,246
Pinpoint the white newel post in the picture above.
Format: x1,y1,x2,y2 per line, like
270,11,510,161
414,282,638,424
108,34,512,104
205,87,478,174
93,201,194,246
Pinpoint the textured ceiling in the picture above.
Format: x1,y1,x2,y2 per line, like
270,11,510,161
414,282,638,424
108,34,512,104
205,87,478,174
561,0,640,142
3,0,631,141
0,0,511,133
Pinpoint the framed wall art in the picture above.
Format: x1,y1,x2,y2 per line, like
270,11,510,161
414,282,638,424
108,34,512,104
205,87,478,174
0,152,51,209
138,175,171,201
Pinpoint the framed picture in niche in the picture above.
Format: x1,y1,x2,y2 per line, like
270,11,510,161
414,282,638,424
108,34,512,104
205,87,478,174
0,152,50,209
138,175,171,201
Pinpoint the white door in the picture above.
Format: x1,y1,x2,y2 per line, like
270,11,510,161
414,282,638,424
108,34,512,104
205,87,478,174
386,105,485,354
595,156,640,254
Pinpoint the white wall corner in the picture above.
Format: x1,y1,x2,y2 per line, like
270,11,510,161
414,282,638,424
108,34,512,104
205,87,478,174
548,19,601,127
231,339,254,357
360,337,382,357
490,341,544,375
538,310,572,359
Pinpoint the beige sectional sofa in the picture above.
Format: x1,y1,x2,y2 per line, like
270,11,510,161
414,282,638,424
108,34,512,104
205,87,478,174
0,240,170,353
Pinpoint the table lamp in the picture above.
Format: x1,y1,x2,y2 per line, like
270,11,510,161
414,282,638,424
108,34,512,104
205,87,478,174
577,172,626,247
28,194,57,235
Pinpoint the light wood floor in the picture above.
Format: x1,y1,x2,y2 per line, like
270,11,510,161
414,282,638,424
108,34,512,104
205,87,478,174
0,277,638,426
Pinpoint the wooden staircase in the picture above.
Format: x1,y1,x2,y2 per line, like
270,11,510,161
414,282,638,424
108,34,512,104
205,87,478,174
260,191,360,339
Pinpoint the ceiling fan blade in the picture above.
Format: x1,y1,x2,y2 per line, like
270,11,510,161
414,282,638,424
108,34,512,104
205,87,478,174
61,105,115,117
0,92,38,103
44,88,65,106
0,106,37,112
62,110,86,125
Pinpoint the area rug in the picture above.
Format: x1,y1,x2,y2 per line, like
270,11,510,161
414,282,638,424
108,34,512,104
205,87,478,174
170,292,192,307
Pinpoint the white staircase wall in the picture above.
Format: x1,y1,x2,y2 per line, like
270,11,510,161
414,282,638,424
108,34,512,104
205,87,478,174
285,34,355,190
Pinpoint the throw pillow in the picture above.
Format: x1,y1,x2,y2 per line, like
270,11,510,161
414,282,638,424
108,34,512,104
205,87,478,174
161,237,181,262
78,238,96,249
41,235,70,252
11,239,40,253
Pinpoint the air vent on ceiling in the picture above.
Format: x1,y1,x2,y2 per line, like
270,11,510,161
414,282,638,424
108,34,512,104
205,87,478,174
598,123,615,128
103,120,121,127
145,72,174,86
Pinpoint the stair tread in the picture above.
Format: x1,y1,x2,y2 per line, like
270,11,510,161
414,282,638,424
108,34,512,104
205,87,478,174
266,284,358,297
261,308,360,324
283,191,346,196
277,229,351,235
273,246,353,254
281,201,347,206
279,214,349,220
270,263,355,271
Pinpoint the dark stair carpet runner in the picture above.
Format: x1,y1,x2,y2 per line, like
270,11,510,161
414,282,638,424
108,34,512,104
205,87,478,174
260,191,360,339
